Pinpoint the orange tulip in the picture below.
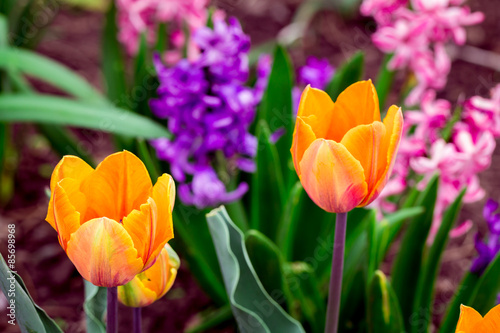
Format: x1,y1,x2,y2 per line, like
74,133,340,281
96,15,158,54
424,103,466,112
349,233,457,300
291,80,403,213
45,151,175,287
118,244,179,307
456,304,500,332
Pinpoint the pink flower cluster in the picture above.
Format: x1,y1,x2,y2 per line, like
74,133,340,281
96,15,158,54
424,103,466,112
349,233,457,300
362,0,484,105
373,85,500,239
116,0,212,59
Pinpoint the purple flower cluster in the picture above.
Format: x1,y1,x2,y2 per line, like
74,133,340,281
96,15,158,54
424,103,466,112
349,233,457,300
292,56,335,113
150,17,270,208
471,199,500,275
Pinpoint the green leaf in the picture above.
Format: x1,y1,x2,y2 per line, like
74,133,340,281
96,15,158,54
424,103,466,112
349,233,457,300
245,230,290,308
0,14,7,47
83,281,106,333
0,95,171,138
257,45,295,191
285,262,326,333
0,254,63,333
185,305,233,333
250,120,285,240
412,189,466,333
171,203,228,305
58,0,111,11
102,2,127,105
325,51,364,101
206,206,305,333
391,174,439,330
133,33,156,117
469,251,500,314
375,54,395,113
276,181,303,259
0,48,107,104
367,270,405,333
439,273,480,333
373,207,425,273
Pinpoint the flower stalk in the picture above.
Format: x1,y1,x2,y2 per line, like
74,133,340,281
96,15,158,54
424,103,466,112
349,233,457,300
107,287,118,333
133,307,142,333
325,212,347,333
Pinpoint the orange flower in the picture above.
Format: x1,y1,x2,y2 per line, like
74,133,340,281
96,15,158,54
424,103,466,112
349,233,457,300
118,244,180,307
291,80,403,213
45,151,175,287
456,304,500,332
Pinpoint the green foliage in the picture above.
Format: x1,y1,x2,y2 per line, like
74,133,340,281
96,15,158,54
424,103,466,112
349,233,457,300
83,281,106,333
375,54,395,113
0,254,63,333
367,271,404,333
0,95,170,138
391,174,439,330
206,206,305,333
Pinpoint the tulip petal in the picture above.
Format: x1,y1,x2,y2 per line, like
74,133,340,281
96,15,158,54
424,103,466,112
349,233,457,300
291,117,317,176
299,139,368,213
122,198,159,270
46,156,93,229
361,105,403,206
331,80,381,142
478,304,500,332
81,151,153,222
151,174,175,251
66,217,144,287
340,122,386,203
52,180,82,250
456,305,483,332
297,86,336,139
118,275,158,308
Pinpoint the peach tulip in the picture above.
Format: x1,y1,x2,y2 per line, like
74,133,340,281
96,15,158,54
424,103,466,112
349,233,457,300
46,151,175,287
291,80,403,213
456,304,500,332
118,244,180,307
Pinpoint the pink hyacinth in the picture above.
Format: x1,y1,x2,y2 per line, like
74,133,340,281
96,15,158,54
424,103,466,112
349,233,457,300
360,0,408,26
117,0,209,55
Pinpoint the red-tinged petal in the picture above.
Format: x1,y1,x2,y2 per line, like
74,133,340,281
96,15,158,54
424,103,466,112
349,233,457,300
340,122,386,201
299,139,368,213
52,180,82,250
297,86,336,139
291,116,317,176
46,156,93,229
456,305,483,332
330,80,381,142
65,217,144,287
361,105,403,206
122,198,158,270
81,151,153,222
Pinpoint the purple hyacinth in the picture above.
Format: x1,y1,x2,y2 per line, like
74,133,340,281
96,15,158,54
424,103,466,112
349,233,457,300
471,199,500,275
292,56,335,114
150,17,270,209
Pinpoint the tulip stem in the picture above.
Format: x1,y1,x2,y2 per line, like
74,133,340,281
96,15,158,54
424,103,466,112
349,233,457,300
133,307,142,333
107,287,118,333
325,212,347,333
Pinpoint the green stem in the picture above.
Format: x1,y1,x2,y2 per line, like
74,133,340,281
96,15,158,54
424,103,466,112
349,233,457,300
107,287,117,333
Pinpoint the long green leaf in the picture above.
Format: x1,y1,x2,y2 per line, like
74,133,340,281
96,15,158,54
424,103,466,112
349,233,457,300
245,230,290,308
172,203,228,305
325,51,364,101
83,281,106,333
257,45,295,191
0,254,63,333
276,181,303,259
0,48,107,104
206,206,305,333
469,251,500,314
375,54,395,113
367,270,405,333
250,120,285,240
391,174,439,330
412,189,466,333
0,95,171,138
